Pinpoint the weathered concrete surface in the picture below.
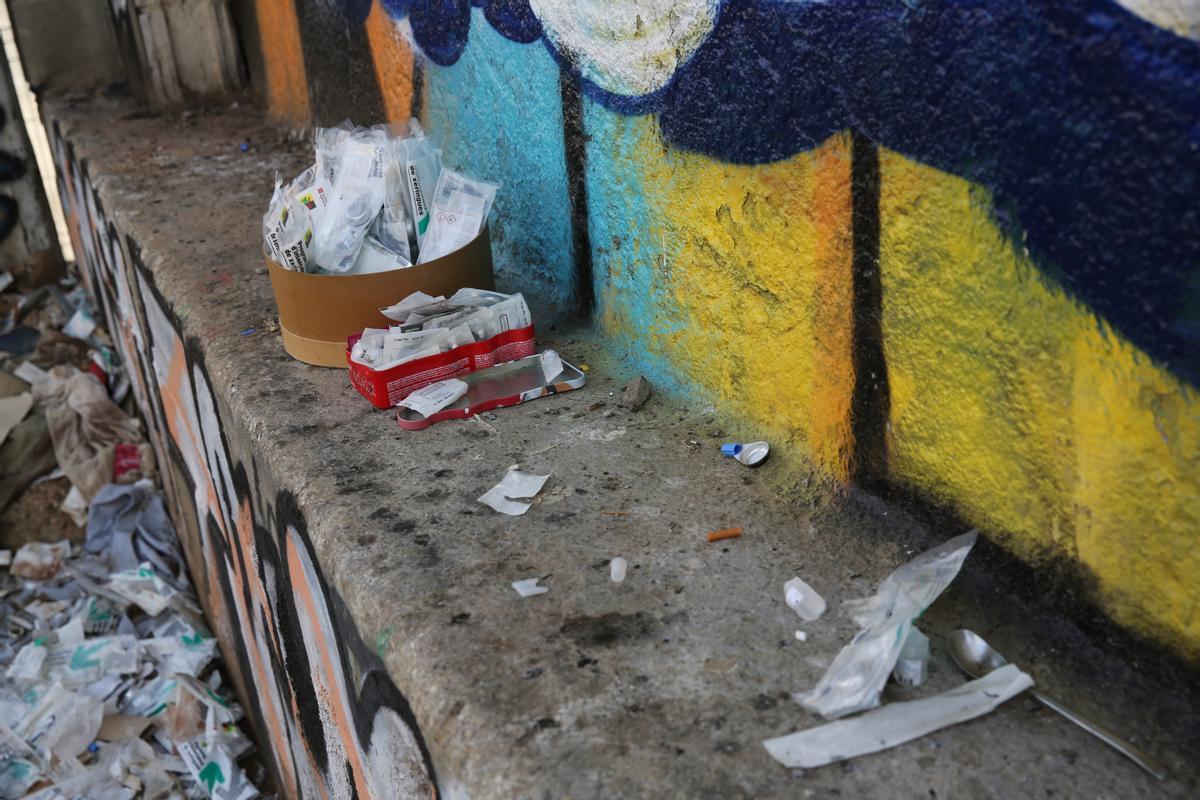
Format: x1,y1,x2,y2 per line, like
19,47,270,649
45,96,1200,798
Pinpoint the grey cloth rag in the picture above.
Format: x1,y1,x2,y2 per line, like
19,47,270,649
85,481,185,586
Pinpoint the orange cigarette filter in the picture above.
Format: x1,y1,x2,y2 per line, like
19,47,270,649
707,527,743,542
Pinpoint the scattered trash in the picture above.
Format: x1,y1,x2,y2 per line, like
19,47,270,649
794,630,808,642
892,626,930,687
797,530,978,719
398,378,468,417
707,527,743,542
721,440,770,467
33,365,155,502
397,351,586,430
784,576,826,621
948,628,1168,779
10,540,70,580
601,511,632,517
0,484,263,798
13,361,48,385
512,578,548,597
764,664,1033,769
619,375,652,410
85,481,187,583
239,327,256,336
610,557,627,583
62,306,97,340
469,414,499,436
60,484,89,527
478,466,550,516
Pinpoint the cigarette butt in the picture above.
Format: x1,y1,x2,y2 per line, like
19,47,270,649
707,527,743,542
602,511,632,516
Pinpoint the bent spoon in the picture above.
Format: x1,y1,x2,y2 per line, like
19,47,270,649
949,629,1166,780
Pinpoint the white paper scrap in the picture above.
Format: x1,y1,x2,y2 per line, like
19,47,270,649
60,485,89,527
478,466,550,516
379,291,444,321
540,349,563,381
512,578,548,597
0,271,12,293
63,307,97,340
12,361,48,385
764,664,1033,768
399,379,468,417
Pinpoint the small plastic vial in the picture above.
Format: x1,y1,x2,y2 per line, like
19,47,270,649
610,557,627,583
784,577,826,621
892,626,930,687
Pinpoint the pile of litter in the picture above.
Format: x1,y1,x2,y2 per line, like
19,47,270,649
263,119,498,274
1,266,150,527
0,481,266,799
1,262,268,797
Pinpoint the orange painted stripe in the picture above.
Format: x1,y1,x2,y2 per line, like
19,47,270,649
254,0,311,123
288,535,373,798
366,2,417,124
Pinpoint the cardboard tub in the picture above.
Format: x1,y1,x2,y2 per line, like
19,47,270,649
265,227,495,367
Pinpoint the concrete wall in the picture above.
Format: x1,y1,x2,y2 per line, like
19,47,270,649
252,1,1198,660
47,114,436,800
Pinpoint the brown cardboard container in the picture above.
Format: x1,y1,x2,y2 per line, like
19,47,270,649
266,227,495,367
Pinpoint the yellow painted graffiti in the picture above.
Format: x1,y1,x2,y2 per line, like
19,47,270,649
879,149,1200,656
599,116,857,480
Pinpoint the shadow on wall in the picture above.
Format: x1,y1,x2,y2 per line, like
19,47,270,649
349,0,1200,385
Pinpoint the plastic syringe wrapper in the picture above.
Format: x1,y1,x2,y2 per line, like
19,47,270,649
352,289,530,371
417,169,499,264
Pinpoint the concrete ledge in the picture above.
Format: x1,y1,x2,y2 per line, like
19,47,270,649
44,96,1199,798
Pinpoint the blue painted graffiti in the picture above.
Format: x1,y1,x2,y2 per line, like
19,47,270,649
360,0,1200,382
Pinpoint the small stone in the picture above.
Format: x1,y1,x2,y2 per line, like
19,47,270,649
619,375,653,410
254,266,268,275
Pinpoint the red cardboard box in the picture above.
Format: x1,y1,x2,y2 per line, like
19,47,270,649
347,326,536,409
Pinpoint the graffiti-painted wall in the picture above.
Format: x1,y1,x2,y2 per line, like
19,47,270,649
247,2,1199,662
49,124,437,799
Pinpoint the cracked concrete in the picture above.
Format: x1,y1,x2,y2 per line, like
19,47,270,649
42,94,1200,798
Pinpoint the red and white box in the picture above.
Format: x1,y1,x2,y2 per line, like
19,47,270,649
347,326,536,409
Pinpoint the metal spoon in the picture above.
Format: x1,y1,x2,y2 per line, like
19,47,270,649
949,629,1167,780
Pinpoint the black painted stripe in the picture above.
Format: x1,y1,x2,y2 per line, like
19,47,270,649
849,131,889,486
291,1,386,125
559,69,594,318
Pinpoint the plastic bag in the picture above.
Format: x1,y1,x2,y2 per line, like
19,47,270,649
417,169,499,264
262,167,330,272
797,530,978,719
370,135,416,262
309,128,388,272
351,289,530,370
397,135,442,251
345,234,412,275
